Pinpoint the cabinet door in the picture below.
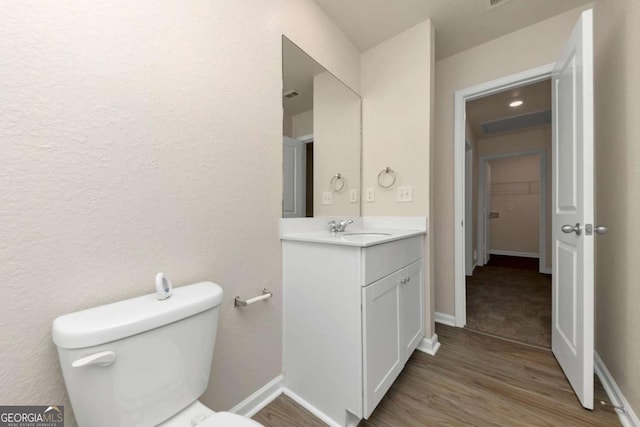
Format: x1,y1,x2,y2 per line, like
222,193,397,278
362,271,403,419
400,259,424,361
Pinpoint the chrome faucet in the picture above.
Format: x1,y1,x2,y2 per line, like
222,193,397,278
328,219,353,233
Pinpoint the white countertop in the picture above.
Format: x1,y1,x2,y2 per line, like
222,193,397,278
281,228,425,247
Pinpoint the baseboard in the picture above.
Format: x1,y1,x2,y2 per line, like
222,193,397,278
435,312,456,327
230,375,283,418
489,250,539,258
541,267,552,274
594,352,640,427
416,333,441,356
282,387,343,427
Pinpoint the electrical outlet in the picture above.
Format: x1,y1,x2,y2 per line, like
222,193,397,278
349,189,358,203
322,192,333,205
365,187,375,202
397,185,413,202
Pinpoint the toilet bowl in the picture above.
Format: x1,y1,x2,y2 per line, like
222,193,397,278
52,281,263,427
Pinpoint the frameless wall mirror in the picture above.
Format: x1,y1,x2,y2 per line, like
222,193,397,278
282,36,361,218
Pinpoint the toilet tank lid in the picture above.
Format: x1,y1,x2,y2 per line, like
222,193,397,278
52,282,223,349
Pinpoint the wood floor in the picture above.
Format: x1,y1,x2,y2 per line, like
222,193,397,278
253,325,620,426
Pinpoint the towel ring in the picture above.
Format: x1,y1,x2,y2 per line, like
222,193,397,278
377,167,396,188
330,173,345,192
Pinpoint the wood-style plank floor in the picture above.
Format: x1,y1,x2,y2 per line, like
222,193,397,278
253,325,620,426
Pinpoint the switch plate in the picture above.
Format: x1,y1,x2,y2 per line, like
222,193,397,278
349,189,358,203
397,185,413,202
322,192,333,205
365,187,375,202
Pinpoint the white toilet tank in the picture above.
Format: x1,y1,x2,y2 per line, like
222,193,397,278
52,282,224,427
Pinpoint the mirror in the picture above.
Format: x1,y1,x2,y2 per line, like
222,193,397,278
282,36,361,218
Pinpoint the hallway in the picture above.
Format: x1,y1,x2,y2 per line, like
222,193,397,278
466,255,551,348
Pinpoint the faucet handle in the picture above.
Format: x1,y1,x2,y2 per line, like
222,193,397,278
328,220,337,233
336,219,353,232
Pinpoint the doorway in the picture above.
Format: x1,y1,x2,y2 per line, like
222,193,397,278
468,148,551,348
453,64,554,328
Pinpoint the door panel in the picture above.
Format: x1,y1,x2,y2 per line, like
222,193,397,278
362,272,402,418
401,260,424,360
283,136,306,218
552,9,594,410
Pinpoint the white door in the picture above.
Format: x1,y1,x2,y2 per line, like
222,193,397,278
552,9,594,409
465,145,474,275
483,162,492,264
283,136,306,218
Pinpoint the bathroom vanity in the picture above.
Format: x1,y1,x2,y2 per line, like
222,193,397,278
282,225,426,427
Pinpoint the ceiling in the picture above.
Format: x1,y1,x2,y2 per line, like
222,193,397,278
466,79,551,138
312,0,593,60
282,37,326,116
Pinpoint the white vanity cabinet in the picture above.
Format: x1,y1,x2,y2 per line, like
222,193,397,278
282,233,425,427
362,258,424,417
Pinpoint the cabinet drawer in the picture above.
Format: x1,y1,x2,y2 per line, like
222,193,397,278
362,236,423,285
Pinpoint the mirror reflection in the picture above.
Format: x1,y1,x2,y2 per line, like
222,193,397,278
282,36,361,218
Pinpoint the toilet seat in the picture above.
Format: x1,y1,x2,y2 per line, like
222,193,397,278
197,412,263,427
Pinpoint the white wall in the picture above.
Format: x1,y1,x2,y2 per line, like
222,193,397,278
361,21,432,216
477,127,552,269
292,110,313,137
360,19,435,336
488,155,541,255
0,1,360,424
433,6,589,316
313,72,361,216
594,0,640,416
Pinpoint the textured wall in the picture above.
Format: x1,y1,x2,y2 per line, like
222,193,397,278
594,0,640,416
361,21,433,217
313,72,361,217
433,6,587,316
488,155,541,255
360,20,435,337
477,127,552,270
0,1,359,425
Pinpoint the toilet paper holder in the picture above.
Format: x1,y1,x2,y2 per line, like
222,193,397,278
234,289,273,307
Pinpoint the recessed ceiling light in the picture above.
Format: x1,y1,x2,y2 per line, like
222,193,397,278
510,100,524,108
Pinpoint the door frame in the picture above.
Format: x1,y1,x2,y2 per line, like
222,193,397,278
464,141,474,276
476,150,548,273
453,64,553,327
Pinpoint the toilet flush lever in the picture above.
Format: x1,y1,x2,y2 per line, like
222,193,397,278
72,350,116,368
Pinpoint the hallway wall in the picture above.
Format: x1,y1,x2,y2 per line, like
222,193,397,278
594,0,640,416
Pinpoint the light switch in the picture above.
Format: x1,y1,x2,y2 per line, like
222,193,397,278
397,185,413,202
322,192,333,205
349,189,358,203
365,187,375,202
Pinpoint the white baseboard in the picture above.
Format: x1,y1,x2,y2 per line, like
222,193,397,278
416,333,441,356
435,312,456,327
489,250,539,258
594,352,640,427
230,375,283,418
283,387,343,427
541,267,552,274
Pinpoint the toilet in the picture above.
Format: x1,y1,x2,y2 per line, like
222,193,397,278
52,281,262,427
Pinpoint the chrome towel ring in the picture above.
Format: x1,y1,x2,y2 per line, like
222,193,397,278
330,173,345,192
377,167,396,188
